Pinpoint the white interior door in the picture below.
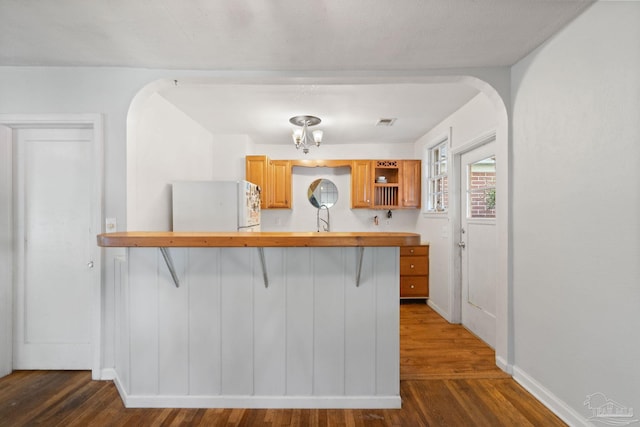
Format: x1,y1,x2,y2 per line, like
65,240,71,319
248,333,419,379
13,128,95,369
459,142,497,348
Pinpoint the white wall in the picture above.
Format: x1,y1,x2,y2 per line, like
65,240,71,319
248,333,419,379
128,87,425,233
0,66,510,378
414,93,498,319
0,66,170,372
511,2,640,423
264,171,421,235
129,92,215,230
0,125,12,377
252,142,422,233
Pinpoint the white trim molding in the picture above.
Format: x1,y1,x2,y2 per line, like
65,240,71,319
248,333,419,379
0,113,104,380
450,129,497,155
513,366,590,427
422,127,452,215
448,128,497,325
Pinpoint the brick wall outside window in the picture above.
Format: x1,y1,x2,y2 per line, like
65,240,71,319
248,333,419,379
469,171,496,218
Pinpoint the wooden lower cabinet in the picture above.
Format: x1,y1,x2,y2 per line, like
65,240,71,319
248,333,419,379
400,245,429,299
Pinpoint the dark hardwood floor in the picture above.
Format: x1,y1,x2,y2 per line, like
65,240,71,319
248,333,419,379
0,302,565,426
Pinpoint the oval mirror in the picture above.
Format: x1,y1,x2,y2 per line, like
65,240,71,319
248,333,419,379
307,178,338,209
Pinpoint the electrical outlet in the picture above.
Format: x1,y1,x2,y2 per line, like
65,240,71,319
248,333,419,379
105,217,117,232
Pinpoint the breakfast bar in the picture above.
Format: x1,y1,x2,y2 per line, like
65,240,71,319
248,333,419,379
98,232,420,409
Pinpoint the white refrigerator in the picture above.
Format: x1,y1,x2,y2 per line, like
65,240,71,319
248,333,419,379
172,180,261,232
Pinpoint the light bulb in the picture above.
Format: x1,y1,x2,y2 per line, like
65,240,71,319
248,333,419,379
313,129,323,145
292,129,303,145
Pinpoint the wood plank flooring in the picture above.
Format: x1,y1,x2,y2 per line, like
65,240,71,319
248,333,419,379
0,302,566,426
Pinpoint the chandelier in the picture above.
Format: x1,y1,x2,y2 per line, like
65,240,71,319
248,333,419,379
290,115,323,154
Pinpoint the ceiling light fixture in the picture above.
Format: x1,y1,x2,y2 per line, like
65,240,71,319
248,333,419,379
290,115,323,154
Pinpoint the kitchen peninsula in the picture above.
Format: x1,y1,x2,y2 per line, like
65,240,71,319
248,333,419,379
98,231,420,409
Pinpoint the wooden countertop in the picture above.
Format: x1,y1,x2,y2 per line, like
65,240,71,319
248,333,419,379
97,231,421,248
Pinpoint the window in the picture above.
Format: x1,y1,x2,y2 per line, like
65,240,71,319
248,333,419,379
467,156,496,218
425,138,448,212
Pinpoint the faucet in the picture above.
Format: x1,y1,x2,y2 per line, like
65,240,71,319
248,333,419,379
316,204,330,232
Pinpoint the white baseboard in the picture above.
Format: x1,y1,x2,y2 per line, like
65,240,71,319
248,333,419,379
495,355,513,375
120,395,402,409
116,391,401,409
427,299,450,322
512,366,589,427
111,370,400,409
100,368,116,381
112,370,128,403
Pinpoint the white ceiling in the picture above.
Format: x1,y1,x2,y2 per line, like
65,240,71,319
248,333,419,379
0,0,593,146
158,82,481,145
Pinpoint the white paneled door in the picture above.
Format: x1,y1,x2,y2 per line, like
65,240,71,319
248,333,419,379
459,141,497,348
13,128,95,369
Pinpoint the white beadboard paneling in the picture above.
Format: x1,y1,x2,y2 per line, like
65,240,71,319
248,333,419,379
254,248,286,395
285,248,314,395
116,246,401,408
313,247,346,396
344,247,376,395
188,248,221,395
114,256,129,393
128,248,160,395
158,248,189,395
375,248,400,395
220,248,254,395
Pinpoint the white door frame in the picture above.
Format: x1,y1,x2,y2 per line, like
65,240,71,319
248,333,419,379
0,114,103,380
448,130,506,355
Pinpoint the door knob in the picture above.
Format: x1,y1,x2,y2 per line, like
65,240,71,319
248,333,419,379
458,241,466,249
87,261,94,268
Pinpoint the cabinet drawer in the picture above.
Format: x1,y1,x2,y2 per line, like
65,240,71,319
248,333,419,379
400,256,429,275
400,276,428,297
400,246,428,257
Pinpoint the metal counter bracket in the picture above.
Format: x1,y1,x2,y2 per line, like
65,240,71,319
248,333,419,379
356,247,365,287
159,247,180,288
258,248,269,288
158,247,268,289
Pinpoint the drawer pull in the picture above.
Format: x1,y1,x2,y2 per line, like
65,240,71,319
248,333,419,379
410,284,415,289
410,249,414,253
410,264,414,268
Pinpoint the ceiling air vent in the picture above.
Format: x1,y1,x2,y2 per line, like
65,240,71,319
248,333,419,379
376,118,396,127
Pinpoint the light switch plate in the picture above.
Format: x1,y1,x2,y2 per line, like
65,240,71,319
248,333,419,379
105,217,117,232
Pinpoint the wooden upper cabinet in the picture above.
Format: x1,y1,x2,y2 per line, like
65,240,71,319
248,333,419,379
351,160,372,208
401,160,421,208
247,156,419,210
246,156,291,209
246,155,268,209
269,160,292,209
372,160,401,209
